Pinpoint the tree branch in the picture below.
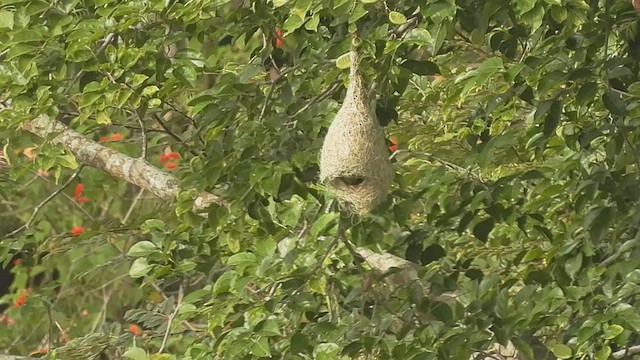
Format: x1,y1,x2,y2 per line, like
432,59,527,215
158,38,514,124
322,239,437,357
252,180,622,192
613,345,640,359
22,115,225,212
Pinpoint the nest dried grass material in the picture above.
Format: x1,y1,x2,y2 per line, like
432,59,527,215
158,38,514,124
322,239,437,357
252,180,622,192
319,49,394,214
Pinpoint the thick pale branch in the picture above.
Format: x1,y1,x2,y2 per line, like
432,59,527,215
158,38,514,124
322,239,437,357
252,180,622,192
613,345,640,359
22,115,225,212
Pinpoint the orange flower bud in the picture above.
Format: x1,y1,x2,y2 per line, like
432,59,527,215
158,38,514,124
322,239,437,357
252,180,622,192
70,226,85,236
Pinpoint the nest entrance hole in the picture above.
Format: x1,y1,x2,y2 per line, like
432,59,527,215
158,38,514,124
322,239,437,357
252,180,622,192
334,176,366,187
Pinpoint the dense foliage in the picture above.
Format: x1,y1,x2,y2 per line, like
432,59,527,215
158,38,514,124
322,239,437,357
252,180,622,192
2,0,640,359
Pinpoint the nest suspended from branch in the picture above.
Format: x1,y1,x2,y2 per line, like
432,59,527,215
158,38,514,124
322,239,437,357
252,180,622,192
319,48,394,214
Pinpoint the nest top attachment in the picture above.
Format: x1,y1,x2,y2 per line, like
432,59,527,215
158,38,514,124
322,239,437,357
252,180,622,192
319,49,394,214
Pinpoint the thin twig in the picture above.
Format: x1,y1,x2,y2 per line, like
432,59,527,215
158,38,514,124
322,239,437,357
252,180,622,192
64,32,116,95
259,65,302,122
135,111,148,159
286,80,342,124
24,169,95,221
122,188,144,224
162,101,200,135
281,233,341,307
96,32,116,55
158,285,184,353
149,282,197,332
152,113,185,143
6,166,84,237
338,230,367,275
152,114,201,157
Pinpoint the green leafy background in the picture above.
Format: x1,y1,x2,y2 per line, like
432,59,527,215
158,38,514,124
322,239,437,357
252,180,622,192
1,0,640,359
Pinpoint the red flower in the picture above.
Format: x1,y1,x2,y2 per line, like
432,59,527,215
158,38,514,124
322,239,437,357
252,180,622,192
159,154,171,163
74,183,84,197
128,324,143,336
99,136,109,142
389,137,398,152
76,196,89,204
165,162,178,170
111,133,124,141
168,152,180,159
275,28,284,48
12,258,21,266
14,295,26,308
70,226,85,236
14,288,31,308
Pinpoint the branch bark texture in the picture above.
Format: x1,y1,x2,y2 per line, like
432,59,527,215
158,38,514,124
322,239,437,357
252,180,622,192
23,115,224,212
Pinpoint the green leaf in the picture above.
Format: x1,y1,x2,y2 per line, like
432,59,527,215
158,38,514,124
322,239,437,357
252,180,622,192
96,111,111,125
227,252,257,266
512,337,535,360
603,324,624,340
310,213,339,238
543,101,562,136
564,253,582,279
478,273,500,297
389,11,407,24
552,344,572,359
251,337,271,357
400,60,440,75
58,153,79,169
349,3,368,23
576,82,598,106
473,218,495,243
0,10,14,29
141,85,159,97
594,346,612,360
127,241,158,257
123,347,148,360
129,258,152,278
602,90,627,116
283,14,305,32
336,52,351,69
313,343,341,360
304,13,320,31
550,5,567,23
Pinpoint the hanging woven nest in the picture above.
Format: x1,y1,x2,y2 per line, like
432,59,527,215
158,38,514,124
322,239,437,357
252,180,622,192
319,48,394,214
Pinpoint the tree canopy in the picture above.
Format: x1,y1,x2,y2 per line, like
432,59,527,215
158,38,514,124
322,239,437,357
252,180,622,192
2,0,640,359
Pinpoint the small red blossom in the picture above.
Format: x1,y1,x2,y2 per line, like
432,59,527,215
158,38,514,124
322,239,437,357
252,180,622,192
76,196,89,204
165,162,178,170
128,324,143,336
389,137,398,152
12,258,21,266
13,296,26,308
70,226,85,236
110,133,124,141
160,152,180,163
99,136,110,142
14,288,31,308
74,183,84,197
275,28,284,48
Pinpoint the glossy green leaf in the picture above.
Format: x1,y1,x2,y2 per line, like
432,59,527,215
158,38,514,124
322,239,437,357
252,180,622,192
389,11,407,25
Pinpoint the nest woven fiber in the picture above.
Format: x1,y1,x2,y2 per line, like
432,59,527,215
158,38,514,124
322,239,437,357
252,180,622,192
319,49,394,214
